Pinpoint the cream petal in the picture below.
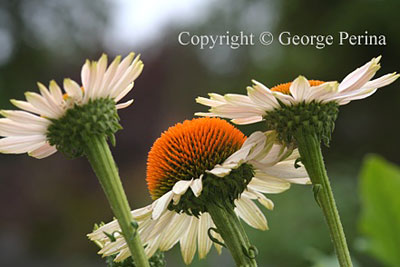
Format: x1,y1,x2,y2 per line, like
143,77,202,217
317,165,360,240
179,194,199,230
37,82,64,116
0,110,50,126
196,96,225,107
255,160,309,179
361,72,399,90
144,235,161,259
198,213,213,259
28,143,57,159
114,247,131,262
147,211,175,241
131,204,153,220
207,164,235,177
271,90,295,105
0,135,46,154
289,76,311,102
245,189,274,210
81,59,91,96
248,176,290,194
109,53,135,91
49,80,64,104
110,63,138,98
115,83,134,103
180,216,199,265
307,82,339,103
25,92,58,118
91,54,108,99
231,116,264,125
172,179,193,195
0,118,48,136
63,78,83,102
159,213,191,250
190,175,203,197
248,80,279,109
152,191,174,220
116,99,134,110
99,55,121,97
339,56,381,92
235,197,268,230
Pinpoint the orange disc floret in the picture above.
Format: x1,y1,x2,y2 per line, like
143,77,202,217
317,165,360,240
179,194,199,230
270,80,325,94
146,118,246,200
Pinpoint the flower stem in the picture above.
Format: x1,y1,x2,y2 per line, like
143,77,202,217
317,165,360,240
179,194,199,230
207,200,257,267
295,129,353,267
84,135,149,267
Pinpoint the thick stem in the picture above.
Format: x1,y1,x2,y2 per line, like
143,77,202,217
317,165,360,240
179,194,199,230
207,201,257,267
84,135,149,267
295,129,353,267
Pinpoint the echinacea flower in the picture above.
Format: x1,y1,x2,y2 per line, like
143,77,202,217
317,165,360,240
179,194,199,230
89,118,309,265
0,53,143,158
196,56,399,143
0,52,151,266
195,56,399,266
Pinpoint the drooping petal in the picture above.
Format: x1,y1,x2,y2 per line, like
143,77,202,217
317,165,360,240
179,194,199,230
28,143,57,159
152,191,174,220
198,213,213,259
235,197,268,230
180,216,199,265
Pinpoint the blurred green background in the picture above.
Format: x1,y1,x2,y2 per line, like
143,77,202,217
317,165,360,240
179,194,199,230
0,0,399,266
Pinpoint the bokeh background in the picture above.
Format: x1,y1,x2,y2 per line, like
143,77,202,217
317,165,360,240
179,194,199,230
0,0,399,266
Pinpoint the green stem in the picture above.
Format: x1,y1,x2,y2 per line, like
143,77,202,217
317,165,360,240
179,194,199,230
84,135,149,267
295,129,353,267
207,201,257,267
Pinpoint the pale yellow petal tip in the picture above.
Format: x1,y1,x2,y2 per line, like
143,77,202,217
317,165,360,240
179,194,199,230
296,75,308,81
36,81,45,88
99,53,108,61
49,80,58,86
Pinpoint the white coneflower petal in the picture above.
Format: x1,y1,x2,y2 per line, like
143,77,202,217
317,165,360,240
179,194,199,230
231,116,264,125
0,110,49,126
255,161,309,180
28,143,57,159
159,213,191,251
0,119,48,136
49,80,64,104
198,213,213,259
37,82,64,116
25,92,59,118
180,216,199,265
115,83,134,103
0,135,46,153
235,197,268,230
116,99,134,110
152,191,174,220
99,55,121,98
289,75,311,102
339,56,381,93
63,78,83,102
247,176,290,194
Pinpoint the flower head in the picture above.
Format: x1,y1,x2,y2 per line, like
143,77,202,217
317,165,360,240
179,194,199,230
89,118,309,264
0,53,143,158
196,56,398,144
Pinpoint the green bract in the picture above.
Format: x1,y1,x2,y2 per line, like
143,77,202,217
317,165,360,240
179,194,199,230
264,101,339,146
46,98,122,158
168,163,254,216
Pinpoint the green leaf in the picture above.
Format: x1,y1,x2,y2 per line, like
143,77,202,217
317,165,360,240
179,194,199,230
359,155,400,267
